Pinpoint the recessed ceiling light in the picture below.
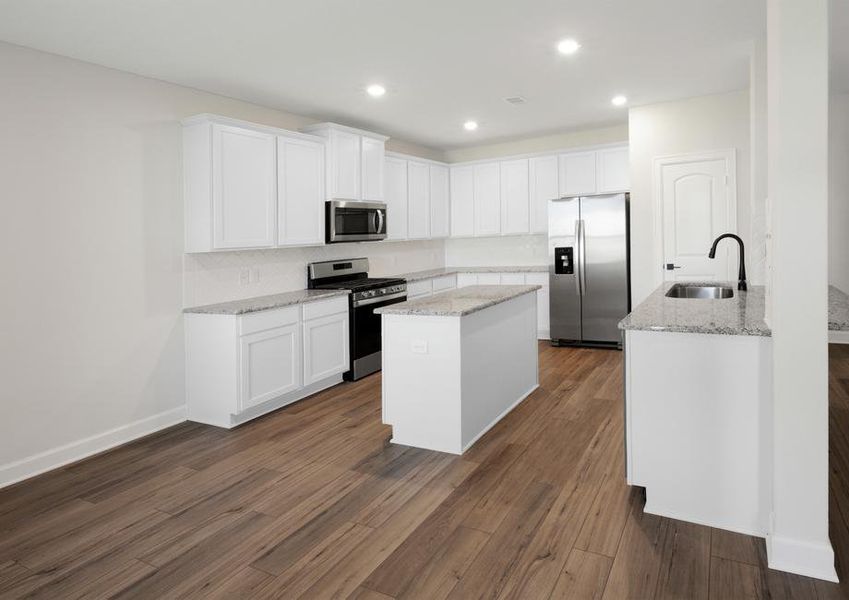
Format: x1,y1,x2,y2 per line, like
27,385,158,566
557,39,581,55
366,84,386,98
611,95,628,107
463,120,479,131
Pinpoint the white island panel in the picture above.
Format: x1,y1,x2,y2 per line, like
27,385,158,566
381,287,539,454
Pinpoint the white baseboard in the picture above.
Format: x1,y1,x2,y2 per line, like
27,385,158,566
766,534,839,582
0,406,187,489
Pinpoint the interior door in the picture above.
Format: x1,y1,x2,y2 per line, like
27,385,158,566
548,197,581,342
581,194,629,344
659,154,735,281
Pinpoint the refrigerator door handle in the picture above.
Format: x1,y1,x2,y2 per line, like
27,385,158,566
577,219,587,296
575,219,583,297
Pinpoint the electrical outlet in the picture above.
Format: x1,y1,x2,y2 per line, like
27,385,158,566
251,267,261,283
411,340,428,354
239,268,250,286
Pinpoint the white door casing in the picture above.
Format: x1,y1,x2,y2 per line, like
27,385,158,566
654,150,737,282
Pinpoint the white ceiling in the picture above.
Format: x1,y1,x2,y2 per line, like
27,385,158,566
0,0,767,149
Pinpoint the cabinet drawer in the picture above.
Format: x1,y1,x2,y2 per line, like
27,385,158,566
407,279,433,298
240,305,300,336
303,296,349,321
431,275,457,292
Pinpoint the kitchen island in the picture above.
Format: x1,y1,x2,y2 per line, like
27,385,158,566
376,285,540,454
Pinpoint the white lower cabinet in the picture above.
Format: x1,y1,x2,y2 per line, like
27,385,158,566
240,323,301,411
186,296,349,428
303,312,349,385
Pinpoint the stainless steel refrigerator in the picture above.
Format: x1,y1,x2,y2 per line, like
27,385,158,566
549,193,630,347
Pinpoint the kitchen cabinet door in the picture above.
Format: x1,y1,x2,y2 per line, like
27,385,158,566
500,159,530,235
430,165,450,238
525,272,550,339
529,155,559,234
277,136,325,246
303,311,349,385
361,136,385,201
407,161,431,239
384,156,408,240
559,151,597,197
474,163,501,236
211,124,277,249
476,273,501,285
239,323,301,411
597,147,630,192
329,129,361,200
450,166,475,237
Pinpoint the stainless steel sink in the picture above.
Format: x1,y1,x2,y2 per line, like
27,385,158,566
665,283,734,299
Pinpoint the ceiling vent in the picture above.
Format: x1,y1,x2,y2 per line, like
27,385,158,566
504,96,527,105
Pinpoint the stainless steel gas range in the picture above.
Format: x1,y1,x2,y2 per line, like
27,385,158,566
307,258,407,381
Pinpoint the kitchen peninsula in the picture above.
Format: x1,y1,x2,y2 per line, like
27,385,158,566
376,285,540,454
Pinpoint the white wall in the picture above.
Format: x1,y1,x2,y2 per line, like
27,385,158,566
442,124,628,163
0,41,439,486
628,91,752,304
185,241,443,307
766,0,833,580
830,94,849,293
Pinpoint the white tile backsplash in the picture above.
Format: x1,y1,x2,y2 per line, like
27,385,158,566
183,240,445,307
445,235,548,267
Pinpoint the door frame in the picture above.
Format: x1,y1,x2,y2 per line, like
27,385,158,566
651,149,738,283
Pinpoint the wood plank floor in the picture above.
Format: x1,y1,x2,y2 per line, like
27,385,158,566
1,342,848,599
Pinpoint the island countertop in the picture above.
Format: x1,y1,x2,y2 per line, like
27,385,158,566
375,284,541,317
618,282,771,337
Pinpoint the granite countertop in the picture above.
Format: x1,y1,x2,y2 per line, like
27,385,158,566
619,282,771,337
375,284,541,317
184,289,349,315
396,265,547,282
831,286,849,331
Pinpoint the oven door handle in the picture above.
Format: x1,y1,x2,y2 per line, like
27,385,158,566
352,291,407,308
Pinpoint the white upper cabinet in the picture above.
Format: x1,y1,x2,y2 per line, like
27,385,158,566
327,129,361,200
384,156,408,240
300,123,388,202
361,136,385,201
277,136,325,246
407,161,431,239
430,165,450,238
597,147,630,193
474,163,501,236
500,159,529,235
450,166,475,237
559,151,598,197
529,155,559,234
211,124,277,250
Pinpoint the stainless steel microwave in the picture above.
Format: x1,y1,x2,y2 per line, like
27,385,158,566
326,201,387,243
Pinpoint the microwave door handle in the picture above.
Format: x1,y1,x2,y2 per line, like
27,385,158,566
377,209,385,234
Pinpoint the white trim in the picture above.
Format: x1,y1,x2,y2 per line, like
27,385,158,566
651,149,738,286
829,330,849,344
766,534,839,582
0,406,187,489
300,121,389,141
181,113,326,144
643,501,766,538
384,150,449,167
